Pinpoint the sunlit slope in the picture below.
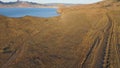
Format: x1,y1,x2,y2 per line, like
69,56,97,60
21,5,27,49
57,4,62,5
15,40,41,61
0,1,120,68
58,2,120,68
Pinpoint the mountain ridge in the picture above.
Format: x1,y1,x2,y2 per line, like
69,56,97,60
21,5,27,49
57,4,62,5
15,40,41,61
0,1,77,8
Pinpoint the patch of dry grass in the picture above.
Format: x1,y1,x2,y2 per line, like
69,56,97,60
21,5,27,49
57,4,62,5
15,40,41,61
0,1,120,68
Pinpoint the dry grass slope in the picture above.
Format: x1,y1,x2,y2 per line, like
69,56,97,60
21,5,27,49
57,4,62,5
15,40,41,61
0,1,120,68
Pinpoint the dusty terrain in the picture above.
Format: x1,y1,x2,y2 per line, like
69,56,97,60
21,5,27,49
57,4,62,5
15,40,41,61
0,1,120,68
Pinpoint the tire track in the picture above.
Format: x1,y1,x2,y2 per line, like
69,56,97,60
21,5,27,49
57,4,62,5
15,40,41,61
73,12,113,68
103,11,120,68
1,30,41,68
81,36,101,68
108,14,120,68
73,30,99,68
82,13,114,68
81,13,113,68
1,37,28,68
103,13,113,68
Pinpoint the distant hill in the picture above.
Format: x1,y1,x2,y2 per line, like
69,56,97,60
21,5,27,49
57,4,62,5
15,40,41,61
0,1,76,8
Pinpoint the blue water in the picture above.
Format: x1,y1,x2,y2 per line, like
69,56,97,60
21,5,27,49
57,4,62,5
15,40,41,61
0,8,59,18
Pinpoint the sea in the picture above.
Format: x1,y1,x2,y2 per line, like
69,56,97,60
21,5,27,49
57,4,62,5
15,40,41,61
0,8,59,18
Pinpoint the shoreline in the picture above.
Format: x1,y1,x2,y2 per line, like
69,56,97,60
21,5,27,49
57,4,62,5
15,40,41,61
0,8,59,18
0,7,58,8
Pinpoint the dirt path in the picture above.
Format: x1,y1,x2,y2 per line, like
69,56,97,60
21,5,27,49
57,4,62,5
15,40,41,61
104,13,120,68
73,9,120,68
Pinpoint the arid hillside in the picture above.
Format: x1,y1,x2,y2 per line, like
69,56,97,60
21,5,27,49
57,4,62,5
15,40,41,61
0,1,120,68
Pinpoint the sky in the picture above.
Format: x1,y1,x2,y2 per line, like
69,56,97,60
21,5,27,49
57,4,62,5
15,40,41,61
0,0,102,4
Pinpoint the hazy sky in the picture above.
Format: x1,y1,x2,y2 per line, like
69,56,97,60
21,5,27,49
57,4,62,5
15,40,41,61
0,0,102,4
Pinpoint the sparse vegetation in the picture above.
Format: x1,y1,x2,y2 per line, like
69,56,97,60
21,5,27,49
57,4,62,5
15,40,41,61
0,1,120,68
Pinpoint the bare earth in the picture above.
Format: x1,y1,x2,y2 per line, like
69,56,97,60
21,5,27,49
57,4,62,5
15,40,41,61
0,1,120,68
